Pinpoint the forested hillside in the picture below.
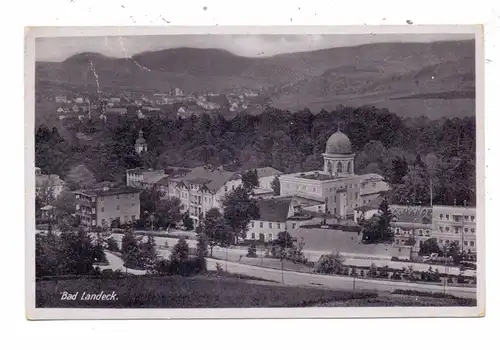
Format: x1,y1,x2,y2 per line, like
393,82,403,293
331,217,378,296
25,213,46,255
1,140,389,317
35,105,476,206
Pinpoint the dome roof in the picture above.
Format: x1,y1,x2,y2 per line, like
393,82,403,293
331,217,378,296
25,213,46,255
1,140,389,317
136,130,146,145
325,131,352,154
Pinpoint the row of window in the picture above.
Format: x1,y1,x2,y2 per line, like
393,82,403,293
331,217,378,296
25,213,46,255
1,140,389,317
438,213,475,222
100,215,137,226
438,239,475,247
250,222,301,230
250,232,274,240
251,222,283,230
438,226,476,234
394,228,431,236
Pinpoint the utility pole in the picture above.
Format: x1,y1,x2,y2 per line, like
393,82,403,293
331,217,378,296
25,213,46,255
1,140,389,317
429,177,433,207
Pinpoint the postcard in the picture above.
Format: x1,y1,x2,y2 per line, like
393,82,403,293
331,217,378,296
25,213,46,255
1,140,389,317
25,25,484,319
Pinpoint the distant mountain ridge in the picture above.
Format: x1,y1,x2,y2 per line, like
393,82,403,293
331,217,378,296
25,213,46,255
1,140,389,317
36,40,475,117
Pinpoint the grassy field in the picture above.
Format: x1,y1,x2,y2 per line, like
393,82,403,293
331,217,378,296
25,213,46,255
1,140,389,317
36,274,376,308
315,294,477,307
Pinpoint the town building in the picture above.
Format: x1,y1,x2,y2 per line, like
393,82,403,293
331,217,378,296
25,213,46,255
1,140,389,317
432,205,477,253
353,196,384,223
35,167,65,198
74,186,141,228
126,168,168,189
134,130,148,154
390,205,433,253
55,95,67,103
279,130,389,220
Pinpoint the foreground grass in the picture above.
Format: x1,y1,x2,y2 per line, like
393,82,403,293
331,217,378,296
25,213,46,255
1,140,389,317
36,274,376,308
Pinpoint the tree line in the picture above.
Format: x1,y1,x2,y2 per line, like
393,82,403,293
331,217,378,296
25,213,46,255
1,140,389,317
35,105,476,205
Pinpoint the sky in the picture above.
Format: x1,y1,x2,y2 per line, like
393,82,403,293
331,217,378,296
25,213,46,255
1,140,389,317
35,34,474,62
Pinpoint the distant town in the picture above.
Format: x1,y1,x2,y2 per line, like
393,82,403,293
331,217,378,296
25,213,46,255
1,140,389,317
44,87,272,122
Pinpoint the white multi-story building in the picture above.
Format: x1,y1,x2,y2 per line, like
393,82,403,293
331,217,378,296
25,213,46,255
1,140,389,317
279,130,389,219
432,205,477,253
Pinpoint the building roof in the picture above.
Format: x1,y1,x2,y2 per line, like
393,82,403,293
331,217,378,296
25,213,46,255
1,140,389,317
325,131,353,155
171,166,238,193
256,198,292,222
390,205,433,224
76,186,141,197
278,195,324,207
354,196,384,212
256,167,283,178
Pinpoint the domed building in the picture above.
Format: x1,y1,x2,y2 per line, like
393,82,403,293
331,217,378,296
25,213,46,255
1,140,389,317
277,129,389,220
323,131,355,176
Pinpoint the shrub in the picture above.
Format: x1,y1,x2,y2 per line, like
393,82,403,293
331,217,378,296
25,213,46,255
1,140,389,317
350,267,358,277
391,271,402,280
216,262,224,273
314,251,345,275
359,270,365,278
447,276,454,284
247,243,258,258
378,266,390,279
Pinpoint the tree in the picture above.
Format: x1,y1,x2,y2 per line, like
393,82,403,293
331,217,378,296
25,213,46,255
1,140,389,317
203,208,232,256
106,236,120,252
271,175,281,196
196,233,208,271
53,190,76,216
221,186,260,243
156,197,183,228
36,181,55,206
121,229,141,268
445,241,463,265
140,235,158,269
419,238,443,256
363,199,395,243
182,213,194,231
57,228,102,275
241,169,260,191
171,236,189,263
314,250,345,274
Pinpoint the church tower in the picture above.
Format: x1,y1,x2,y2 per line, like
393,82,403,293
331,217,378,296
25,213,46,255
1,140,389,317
135,130,148,154
322,130,355,176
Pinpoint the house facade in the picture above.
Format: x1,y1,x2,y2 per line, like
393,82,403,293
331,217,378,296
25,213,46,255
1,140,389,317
432,205,477,253
74,186,141,228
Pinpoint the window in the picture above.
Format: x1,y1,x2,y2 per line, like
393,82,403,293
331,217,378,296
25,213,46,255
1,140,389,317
312,187,317,192
292,223,297,229
454,227,460,234
471,228,475,234
464,228,469,233
131,193,135,198
101,207,104,212
454,240,459,245
76,194,80,199
464,241,468,246
337,162,343,173
267,233,273,240
454,215,460,222
91,197,96,202
355,192,359,200
419,229,423,236
76,204,80,210
277,223,281,229
260,222,263,228
445,226,450,232
445,240,450,244
91,208,95,214
131,215,136,221
395,239,399,245
101,219,106,226
131,203,135,207
251,233,255,239
446,214,449,220
470,241,475,247
91,220,96,226
268,223,272,229
439,239,443,244
251,222,255,228
464,215,469,221
425,230,430,236
116,205,120,210
471,216,475,222
440,214,443,219
124,216,128,222
439,226,443,232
